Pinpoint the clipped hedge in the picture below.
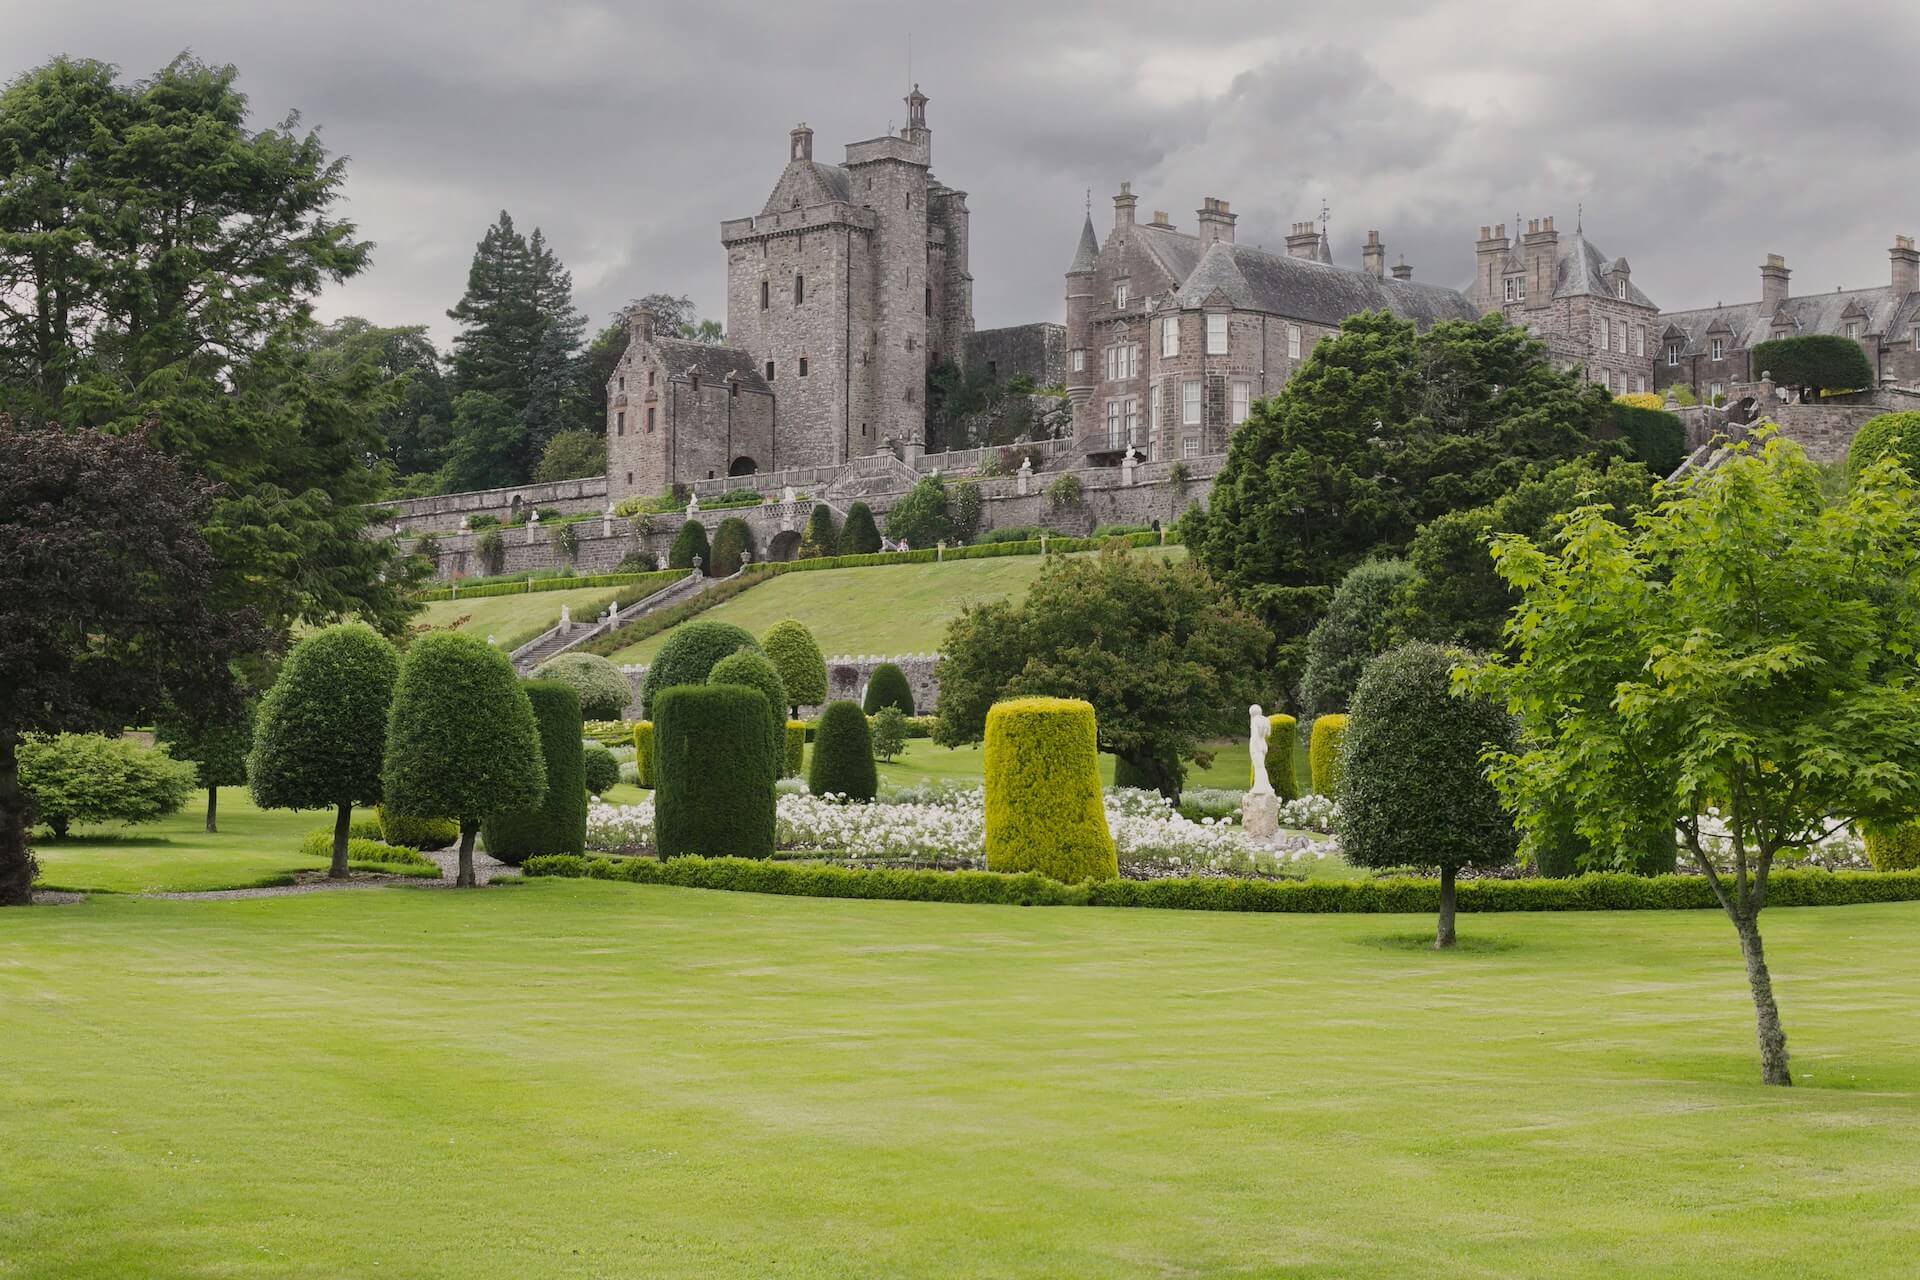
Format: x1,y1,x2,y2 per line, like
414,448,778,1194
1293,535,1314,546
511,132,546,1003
481,679,587,865
654,684,776,858
523,857,1920,914
809,700,878,802
415,569,684,604
640,620,760,717
298,829,436,872
710,516,755,576
632,721,655,789
668,519,710,571
1861,820,1920,872
862,662,915,715
1750,334,1875,393
784,721,807,778
1309,714,1349,797
378,809,459,851
762,619,827,712
1608,402,1687,477
738,529,1176,580
531,651,632,720
707,647,789,770
983,696,1116,883
1845,411,1920,485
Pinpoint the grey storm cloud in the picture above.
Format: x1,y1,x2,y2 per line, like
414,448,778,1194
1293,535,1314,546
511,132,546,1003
6,0,1919,341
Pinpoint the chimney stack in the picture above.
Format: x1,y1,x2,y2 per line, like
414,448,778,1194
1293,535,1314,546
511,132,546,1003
1391,258,1413,281
789,123,813,162
1285,221,1321,259
1113,181,1137,230
1760,254,1791,308
1520,215,1559,310
1150,210,1172,229
1892,235,1919,294
1362,230,1386,279
1196,196,1237,249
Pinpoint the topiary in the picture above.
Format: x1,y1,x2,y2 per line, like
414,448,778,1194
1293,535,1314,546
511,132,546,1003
862,662,915,715
582,742,620,796
800,503,838,558
641,620,760,716
378,809,459,851
1846,411,1920,486
1337,643,1518,947
707,648,788,770
1257,714,1299,801
654,684,776,858
762,619,827,713
531,651,633,720
668,519,710,570
1299,560,1414,720
632,721,654,788
709,516,755,576
784,721,807,778
19,733,196,839
983,696,1116,883
1750,335,1875,396
842,501,881,554
871,706,908,763
808,700,879,802
1860,819,1920,871
483,680,587,865
384,632,547,886
249,622,401,878
1309,715,1349,797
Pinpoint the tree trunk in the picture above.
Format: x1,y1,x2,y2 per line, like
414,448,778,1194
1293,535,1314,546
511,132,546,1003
1435,864,1458,949
1733,909,1792,1086
0,735,34,907
205,787,218,834
457,821,478,888
329,803,351,879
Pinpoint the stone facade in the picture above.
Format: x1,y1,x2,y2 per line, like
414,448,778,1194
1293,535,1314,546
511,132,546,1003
967,322,1067,387
605,309,774,500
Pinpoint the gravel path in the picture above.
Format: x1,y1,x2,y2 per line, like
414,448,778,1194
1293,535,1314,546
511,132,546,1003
34,845,518,904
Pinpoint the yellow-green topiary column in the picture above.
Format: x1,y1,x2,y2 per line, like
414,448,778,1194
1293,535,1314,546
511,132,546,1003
632,721,654,789
1310,714,1349,797
984,696,1117,882
1253,713,1299,800
1861,819,1920,870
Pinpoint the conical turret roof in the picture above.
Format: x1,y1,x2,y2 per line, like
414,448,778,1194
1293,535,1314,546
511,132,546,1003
1067,214,1100,275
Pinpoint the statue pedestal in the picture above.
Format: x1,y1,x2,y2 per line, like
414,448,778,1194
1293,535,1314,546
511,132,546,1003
1242,790,1279,840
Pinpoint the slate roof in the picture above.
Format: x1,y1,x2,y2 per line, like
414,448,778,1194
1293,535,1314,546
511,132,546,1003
1171,240,1482,327
1132,223,1207,286
759,159,852,215
1497,229,1658,309
1067,215,1100,275
655,337,770,394
1660,285,1920,357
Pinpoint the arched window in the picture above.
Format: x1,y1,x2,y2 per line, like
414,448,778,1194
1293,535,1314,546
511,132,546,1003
795,274,805,305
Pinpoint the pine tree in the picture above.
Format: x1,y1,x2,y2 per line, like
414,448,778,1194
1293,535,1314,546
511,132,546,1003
446,212,536,411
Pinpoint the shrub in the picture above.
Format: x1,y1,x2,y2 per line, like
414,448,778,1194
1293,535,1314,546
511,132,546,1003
1259,713,1299,801
871,706,908,762
886,474,954,548
800,503,838,557
1045,473,1083,509
531,651,632,720
762,619,827,713
654,685,776,857
1751,335,1875,395
983,696,1116,882
710,516,755,575
1607,402,1687,477
19,733,196,839
948,479,983,544
468,514,500,529
640,620,760,717
582,743,620,796
862,662,916,715
378,809,458,851
1846,411,1920,485
616,547,659,573
249,623,400,878
809,700,878,802
297,829,435,872
154,707,253,833
550,521,580,566
668,519,709,570
475,528,506,576
1861,820,1920,871
978,525,1046,544
534,430,606,484
784,721,807,778
632,721,655,788
1666,383,1698,407
481,680,587,866
384,632,546,885
1299,560,1413,719
1615,391,1664,411
1093,522,1151,538
707,648,789,769
842,501,881,554
1338,643,1518,947
1309,715,1349,797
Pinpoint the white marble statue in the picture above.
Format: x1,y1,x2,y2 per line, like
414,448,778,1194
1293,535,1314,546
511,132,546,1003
781,485,796,504
1249,704,1274,796
559,605,572,633
686,494,700,517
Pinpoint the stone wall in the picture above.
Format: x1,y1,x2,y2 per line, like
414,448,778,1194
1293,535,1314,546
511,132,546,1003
382,476,608,535
968,322,1067,386
618,652,942,721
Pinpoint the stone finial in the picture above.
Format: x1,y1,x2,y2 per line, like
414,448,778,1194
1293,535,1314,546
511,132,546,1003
459,515,471,531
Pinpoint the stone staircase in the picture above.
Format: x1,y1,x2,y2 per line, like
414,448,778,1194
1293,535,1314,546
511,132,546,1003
823,453,922,504
509,571,708,675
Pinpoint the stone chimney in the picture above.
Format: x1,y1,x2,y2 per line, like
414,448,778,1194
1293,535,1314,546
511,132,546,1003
1521,216,1558,309
629,304,656,344
1760,253,1791,308
1196,197,1237,249
1391,258,1413,281
1474,222,1512,311
1150,210,1173,229
1113,181,1137,230
1286,221,1321,259
1893,235,1919,294
790,122,813,162
1362,230,1386,279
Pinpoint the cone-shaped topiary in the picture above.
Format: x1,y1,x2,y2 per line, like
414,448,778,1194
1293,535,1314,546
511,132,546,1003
801,503,838,557
862,662,915,715
531,651,632,720
983,696,1116,882
654,684,776,857
784,720,807,777
641,620,759,716
762,619,827,713
378,809,458,851
668,519,710,570
1309,714,1349,797
707,648,788,769
582,742,620,796
842,501,881,554
632,721,654,788
1256,714,1299,800
481,679,587,865
249,623,400,878
383,632,546,886
808,700,878,801
709,516,755,576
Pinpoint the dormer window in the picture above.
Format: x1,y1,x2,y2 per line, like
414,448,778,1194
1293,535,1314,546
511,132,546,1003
1711,338,1725,361
1616,279,1627,299
1504,275,1526,302
1668,343,1682,366
1115,282,1130,309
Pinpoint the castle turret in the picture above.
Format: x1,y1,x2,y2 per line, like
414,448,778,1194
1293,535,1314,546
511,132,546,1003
1065,213,1100,418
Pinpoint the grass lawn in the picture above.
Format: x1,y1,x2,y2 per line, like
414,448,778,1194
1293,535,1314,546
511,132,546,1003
416,584,631,652
4,883,1919,1277
605,545,1186,665
29,788,378,894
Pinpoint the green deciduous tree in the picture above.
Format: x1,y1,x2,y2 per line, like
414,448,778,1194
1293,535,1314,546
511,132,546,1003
762,620,827,714
533,430,606,483
1469,434,1920,1085
934,546,1270,799
249,623,400,878
871,706,908,763
307,317,453,481
156,704,254,833
1845,411,1920,485
19,733,197,839
886,474,956,548
383,632,546,886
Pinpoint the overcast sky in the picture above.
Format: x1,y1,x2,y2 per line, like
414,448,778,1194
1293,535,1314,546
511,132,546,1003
9,0,1920,346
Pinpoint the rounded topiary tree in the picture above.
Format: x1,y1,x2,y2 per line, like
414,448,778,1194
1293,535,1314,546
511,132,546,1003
531,651,632,720
1846,411,1920,486
1309,714,1349,797
383,632,546,886
862,662,915,715
709,517,755,576
640,620,759,716
1750,335,1876,399
1258,713,1299,801
668,519,710,571
808,700,878,802
707,648,788,770
480,680,587,866
632,721,654,788
983,696,1116,882
249,623,401,878
654,684,776,858
378,810,458,851
762,619,827,714
1338,643,1519,948
19,733,196,839
800,503,838,558
1860,820,1920,871
582,743,620,796
842,501,881,554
